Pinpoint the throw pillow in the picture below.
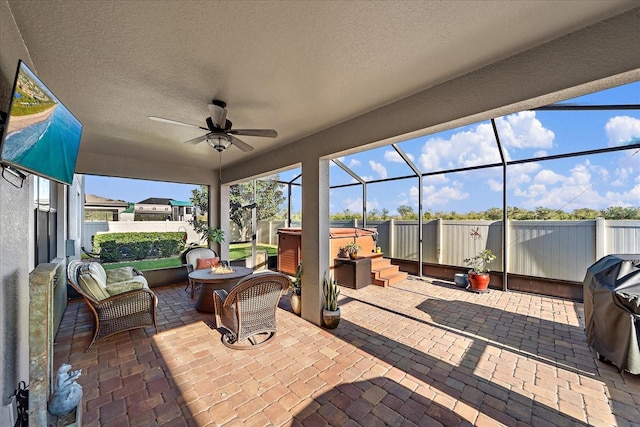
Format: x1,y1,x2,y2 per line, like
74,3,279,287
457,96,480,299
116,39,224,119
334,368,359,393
106,266,135,284
196,257,220,269
105,280,145,296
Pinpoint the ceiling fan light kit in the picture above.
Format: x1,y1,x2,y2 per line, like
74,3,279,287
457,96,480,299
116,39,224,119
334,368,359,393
206,134,233,152
149,99,277,153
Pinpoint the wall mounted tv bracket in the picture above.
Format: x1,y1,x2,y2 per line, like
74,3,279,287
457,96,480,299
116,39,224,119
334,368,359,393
0,111,28,188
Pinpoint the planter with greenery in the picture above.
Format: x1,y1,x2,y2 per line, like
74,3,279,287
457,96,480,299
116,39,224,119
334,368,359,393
322,273,341,329
463,227,496,292
343,242,362,260
290,262,302,315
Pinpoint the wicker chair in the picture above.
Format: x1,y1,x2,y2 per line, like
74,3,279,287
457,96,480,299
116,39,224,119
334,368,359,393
184,247,219,298
213,272,290,349
67,260,158,351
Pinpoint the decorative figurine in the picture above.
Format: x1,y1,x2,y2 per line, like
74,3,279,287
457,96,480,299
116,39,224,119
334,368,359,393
47,364,83,416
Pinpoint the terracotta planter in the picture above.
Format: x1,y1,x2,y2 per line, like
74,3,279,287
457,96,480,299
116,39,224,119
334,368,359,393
468,272,490,292
290,293,301,315
322,308,341,329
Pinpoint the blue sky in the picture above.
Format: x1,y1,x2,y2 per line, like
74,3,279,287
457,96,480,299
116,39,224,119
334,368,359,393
86,81,640,215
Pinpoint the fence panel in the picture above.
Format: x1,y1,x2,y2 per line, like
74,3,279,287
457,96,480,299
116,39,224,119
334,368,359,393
394,221,420,260
508,221,595,282
83,222,108,250
605,220,640,254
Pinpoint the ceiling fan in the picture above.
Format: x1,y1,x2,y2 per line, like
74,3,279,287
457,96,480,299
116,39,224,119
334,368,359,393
149,100,277,152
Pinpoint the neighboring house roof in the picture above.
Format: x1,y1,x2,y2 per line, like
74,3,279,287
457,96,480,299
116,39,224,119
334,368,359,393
137,197,193,207
85,194,129,208
122,203,135,214
137,197,173,205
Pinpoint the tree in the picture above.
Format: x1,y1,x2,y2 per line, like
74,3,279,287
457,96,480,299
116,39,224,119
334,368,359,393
230,178,285,240
397,205,417,220
190,185,209,217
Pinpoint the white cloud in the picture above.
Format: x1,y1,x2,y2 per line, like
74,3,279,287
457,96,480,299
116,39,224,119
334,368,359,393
533,150,548,158
495,111,555,149
425,186,469,206
384,150,415,163
506,163,540,190
348,159,361,168
331,156,345,166
488,179,502,191
605,116,640,147
345,197,363,212
369,160,387,179
423,174,448,184
513,160,611,210
605,184,640,206
417,112,554,173
534,169,563,185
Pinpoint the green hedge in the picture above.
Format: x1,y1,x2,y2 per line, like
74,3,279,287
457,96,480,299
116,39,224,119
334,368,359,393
93,232,187,262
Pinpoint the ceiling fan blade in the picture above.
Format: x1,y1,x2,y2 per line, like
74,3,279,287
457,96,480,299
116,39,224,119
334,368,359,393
183,134,208,145
229,135,254,152
229,129,278,138
149,116,208,131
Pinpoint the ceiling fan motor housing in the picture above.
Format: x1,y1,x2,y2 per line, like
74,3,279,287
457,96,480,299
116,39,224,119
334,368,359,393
206,117,233,131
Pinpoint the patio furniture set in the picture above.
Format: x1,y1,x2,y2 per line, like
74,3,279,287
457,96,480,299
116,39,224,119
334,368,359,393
66,247,290,351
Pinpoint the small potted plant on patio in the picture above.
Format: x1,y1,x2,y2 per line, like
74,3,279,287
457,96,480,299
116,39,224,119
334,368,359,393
463,227,496,292
290,262,302,315
322,272,341,329
343,241,362,260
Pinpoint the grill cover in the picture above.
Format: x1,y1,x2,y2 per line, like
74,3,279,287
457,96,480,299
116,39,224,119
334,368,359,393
583,254,640,374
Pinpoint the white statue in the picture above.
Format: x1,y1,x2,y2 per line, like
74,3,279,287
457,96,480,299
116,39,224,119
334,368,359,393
48,363,83,416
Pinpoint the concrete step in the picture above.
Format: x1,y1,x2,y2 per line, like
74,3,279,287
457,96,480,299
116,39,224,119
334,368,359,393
372,263,400,279
372,271,408,287
368,256,408,287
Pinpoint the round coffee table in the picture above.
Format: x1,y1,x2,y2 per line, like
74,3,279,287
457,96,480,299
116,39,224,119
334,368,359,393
189,266,253,312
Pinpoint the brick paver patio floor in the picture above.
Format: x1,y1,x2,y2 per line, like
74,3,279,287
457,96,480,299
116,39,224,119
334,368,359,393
54,276,640,426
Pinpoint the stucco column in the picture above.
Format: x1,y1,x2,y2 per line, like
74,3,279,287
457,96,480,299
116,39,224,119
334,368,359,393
219,184,230,260
301,157,330,326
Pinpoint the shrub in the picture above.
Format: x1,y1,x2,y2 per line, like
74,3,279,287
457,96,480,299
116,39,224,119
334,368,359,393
93,232,186,262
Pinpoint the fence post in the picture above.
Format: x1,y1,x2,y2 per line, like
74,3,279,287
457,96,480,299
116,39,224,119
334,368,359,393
595,217,606,261
436,218,443,264
389,218,395,259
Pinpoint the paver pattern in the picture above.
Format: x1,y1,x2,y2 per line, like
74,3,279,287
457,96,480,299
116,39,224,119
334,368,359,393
54,276,640,426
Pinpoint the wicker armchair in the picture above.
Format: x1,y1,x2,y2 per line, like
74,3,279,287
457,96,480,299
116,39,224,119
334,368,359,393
213,272,290,349
67,260,158,351
184,247,219,298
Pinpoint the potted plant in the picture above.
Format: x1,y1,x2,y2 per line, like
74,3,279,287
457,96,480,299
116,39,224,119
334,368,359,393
463,227,496,292
322,273,341,329
290,262,302,315
343,241,362,260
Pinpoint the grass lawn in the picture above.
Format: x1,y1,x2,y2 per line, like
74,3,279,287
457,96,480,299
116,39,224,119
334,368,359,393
101,243,278,271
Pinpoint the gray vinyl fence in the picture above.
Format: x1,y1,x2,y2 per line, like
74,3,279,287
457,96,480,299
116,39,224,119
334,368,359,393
256,218,639,283
85,218,639,282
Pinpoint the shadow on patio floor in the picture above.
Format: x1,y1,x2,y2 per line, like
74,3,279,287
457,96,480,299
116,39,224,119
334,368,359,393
53,277,640,426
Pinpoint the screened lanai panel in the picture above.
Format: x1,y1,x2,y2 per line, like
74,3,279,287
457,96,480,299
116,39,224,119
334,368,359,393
506,148,640,282
395,120,502,174
506,150,640,215
364,178,417,220
332,146,415,186
502,109,640,161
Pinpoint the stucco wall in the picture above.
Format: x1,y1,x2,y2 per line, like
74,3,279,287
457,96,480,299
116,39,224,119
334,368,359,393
0,1,32,421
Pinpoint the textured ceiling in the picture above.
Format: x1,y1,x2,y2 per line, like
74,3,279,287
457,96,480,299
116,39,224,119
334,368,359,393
5,0,639,180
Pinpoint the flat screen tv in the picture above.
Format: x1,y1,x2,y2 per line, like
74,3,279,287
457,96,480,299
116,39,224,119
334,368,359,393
0,60,82,185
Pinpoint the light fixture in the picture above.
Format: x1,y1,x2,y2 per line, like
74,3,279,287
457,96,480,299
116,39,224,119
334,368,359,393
206,134,233,152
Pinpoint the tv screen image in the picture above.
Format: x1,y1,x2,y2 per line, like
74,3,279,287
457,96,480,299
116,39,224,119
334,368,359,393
0,60,82,185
